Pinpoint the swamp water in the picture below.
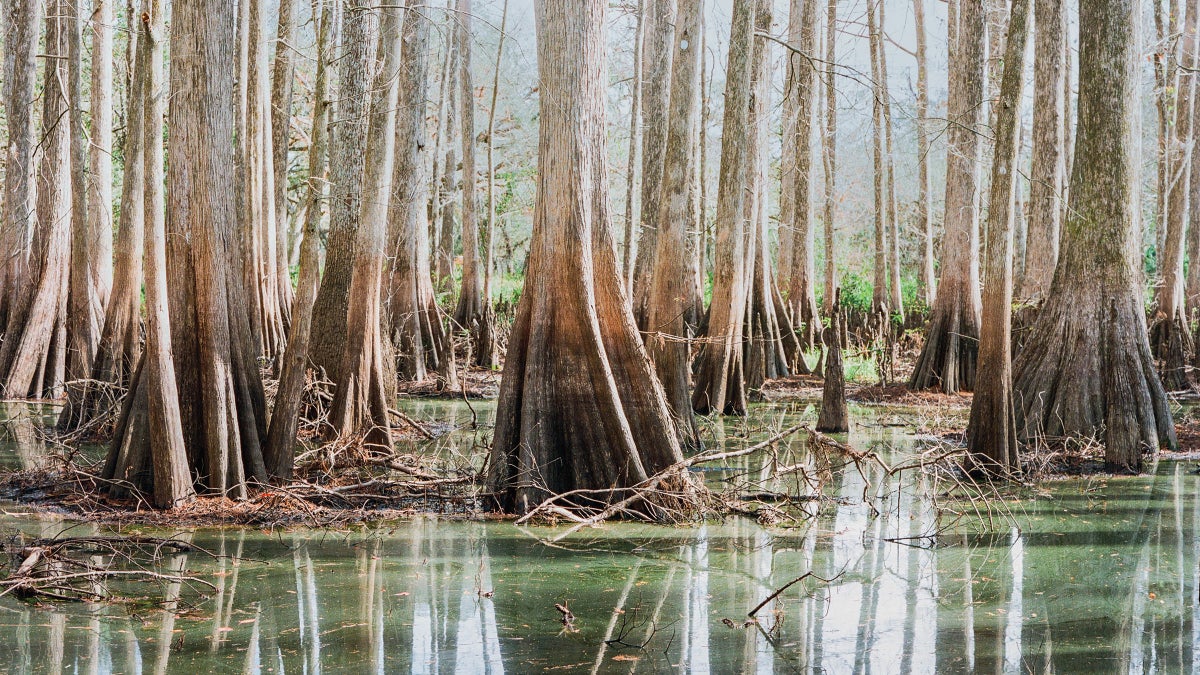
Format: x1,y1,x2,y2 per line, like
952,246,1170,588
0,400,1197,673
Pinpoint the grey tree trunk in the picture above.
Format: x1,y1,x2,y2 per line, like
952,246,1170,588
909,0,984,393
967,0,1030,475
914,0,936,307
1019,0,1066,304
311,0,371,378
821,0,838,316
630,0,677,328
386,1,458,387
692,0,755,416
329,1,404,452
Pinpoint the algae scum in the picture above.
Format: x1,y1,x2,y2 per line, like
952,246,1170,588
0,400,1196,673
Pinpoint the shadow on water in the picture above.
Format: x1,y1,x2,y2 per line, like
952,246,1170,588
0,400,1195,672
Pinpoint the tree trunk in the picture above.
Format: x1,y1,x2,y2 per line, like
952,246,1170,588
816,293,848,433
868,0,890,325
166,0,269,496
879,0,904,326
630,0,677,328
646,0,703,448
967,0,1030,475
821,0,839,316
1013,0,1176,471
103,0,194,508
270,0,300,332
1151,0,1196,391
0,0,41,332
89,0,115,311
692,0,755,416
386,1,458,387
453,0,487,339
64,0,103,418
264,0,334,480
914,0,936,307
622,0,646,288
1019,0,1065,305
783,0,821,361
311,0,371,378
909,0,984,393
329,1,404,452
1,0,72,400
742,0,795,396
434,20,459,294
487,0,685,515
60,0,145,431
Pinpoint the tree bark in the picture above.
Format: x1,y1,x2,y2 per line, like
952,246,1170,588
166,0,269,496
630,0,678,328
1013,0,1176,471
692,0,755,416
89,0,115,311
270,0,300,332
59,0,145,431
817,294,848,433
0,0,41,332
329,1,404,452
311,0,371,378
1019,0,1065,304
1151,0,1196,391
264,0,335,480
968,0,1030,475
909,0,984,393
1,0,72,400
783,0,821,361
646,0,703,447
914,0,936,307
104,0,194,507
386,1,458,387
821,0,839,316
487,0,685,515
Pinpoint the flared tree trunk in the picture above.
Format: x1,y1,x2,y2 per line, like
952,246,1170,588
487,0,685,515
264,0,334,480
166,0,270,496
1150,2,1196,391
630,0,677,328
646,0,703,448
386,1,458,387
329,1,404,452
60,3,146,431
1013,0,1176,472
816,294,848,433
1,0,72,400
453,0,488,347
103,0,194,508
967,0,1029,475
64,0,104,419
311,0,371,378
692,0,755,416
0,0,41,331
909,0,984,393
783,0,821,361
1018,0,1065,305
742,0,796,396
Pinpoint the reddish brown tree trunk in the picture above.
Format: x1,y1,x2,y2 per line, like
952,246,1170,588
488,0,684,515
